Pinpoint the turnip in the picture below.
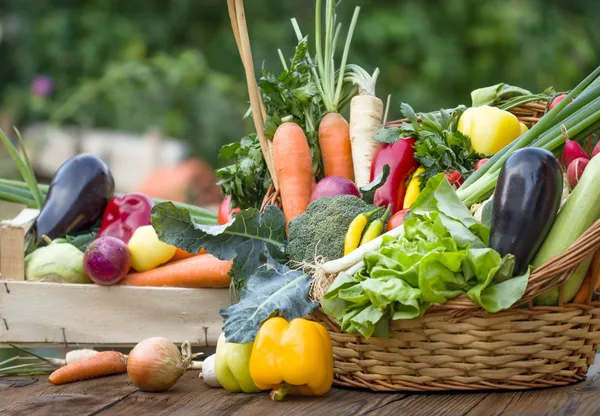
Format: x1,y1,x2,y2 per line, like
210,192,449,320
311,176,360,201
83,237,131,285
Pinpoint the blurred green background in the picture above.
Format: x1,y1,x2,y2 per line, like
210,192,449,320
1,0,599,168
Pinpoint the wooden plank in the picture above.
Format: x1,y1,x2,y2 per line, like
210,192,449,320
0,374,138,416
0,281,229,345
0,225,25,281
464,359,600,416
98,371,410,416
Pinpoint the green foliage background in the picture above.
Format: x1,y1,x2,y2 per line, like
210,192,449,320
1,0,599,167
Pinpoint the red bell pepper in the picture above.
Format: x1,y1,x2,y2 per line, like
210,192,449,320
98,193,154,243
370,137,418,214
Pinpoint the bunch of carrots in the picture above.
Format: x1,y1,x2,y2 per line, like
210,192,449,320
273,1,387,225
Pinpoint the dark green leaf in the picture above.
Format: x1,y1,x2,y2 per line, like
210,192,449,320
151,202,286,277
220,258,317,343
360,164,390,204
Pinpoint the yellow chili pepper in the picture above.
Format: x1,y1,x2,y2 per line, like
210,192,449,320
403,167,424,209
249,317,333,401
457,105,522,154
359,205,391,246
343,207,383,255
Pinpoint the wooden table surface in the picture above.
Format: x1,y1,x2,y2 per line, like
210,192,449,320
3,356,600,416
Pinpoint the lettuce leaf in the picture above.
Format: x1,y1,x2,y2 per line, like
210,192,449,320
323,174,528,338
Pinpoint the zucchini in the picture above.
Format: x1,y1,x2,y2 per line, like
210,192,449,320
533,155,600,305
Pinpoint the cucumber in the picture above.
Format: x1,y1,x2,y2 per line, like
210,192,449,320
533,155,600,305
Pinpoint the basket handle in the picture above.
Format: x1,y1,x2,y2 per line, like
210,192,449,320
226,0,279,190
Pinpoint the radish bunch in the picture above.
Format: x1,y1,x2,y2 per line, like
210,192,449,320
563,136,600,189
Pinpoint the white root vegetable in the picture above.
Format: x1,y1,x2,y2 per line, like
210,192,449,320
201,354,221,388
346,65,384,187
66,349,99,365
322,224,404,274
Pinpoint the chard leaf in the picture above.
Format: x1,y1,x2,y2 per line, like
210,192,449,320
360,164,390,204
220,258,317,343
151,202,286,280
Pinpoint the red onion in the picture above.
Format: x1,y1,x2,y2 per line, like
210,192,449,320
311,176,360,202
83,237,131,285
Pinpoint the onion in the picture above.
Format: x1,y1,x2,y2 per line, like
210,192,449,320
201,354,220,388
311,176,360,202
83,237,132,285
127,337,195,392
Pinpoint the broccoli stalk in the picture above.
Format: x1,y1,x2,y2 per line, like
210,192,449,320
286,195,385,264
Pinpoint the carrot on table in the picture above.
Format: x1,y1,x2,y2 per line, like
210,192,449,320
318,113,354,181
272,121,314,224
120,254,232,288
48,351,127,385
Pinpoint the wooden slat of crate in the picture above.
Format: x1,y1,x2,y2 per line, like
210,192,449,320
0,280,229,346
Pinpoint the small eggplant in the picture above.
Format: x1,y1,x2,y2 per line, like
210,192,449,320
489,148,562,275
32,153,115,246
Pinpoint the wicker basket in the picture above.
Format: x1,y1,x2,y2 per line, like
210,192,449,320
227,0,600,391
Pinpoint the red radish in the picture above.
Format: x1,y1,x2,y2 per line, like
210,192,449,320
567,157,590,189
474,159,489,171
549,94,573,110
445,170,464,188
593,141,600,158
217,195,240,225
562,138,590,168
83,237,131,285
310,176,360,202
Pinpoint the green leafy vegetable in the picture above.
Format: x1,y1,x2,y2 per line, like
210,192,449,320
151,202,286,280
471,83,533,107
220,256,317,343
323,174,528,338
216,134,272,210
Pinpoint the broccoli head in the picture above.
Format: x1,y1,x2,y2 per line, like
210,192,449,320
286,195,383,264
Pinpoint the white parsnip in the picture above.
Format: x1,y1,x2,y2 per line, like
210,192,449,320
346,65,384,187
350,94,383,186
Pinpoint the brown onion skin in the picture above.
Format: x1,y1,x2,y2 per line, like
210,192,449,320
127,337,185,392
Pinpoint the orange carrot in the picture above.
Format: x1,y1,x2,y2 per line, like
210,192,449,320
272,122,314,224
120,254,232,288
170,248,205,262
48,351,127,385
573,258,600,304
318,113,354,181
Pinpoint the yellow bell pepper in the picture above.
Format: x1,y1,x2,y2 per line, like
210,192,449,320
127,225,177,272
519,122,529,135
457,105,522,155
249,317,333,401
403,167,424,209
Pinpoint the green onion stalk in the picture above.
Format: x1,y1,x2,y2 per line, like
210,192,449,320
458,65,600,207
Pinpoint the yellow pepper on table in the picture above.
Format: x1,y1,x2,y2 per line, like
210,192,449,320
249,317,333,401
403,167,425,209
457,105,522,154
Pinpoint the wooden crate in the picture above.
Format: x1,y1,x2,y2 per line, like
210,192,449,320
0,210,229,347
